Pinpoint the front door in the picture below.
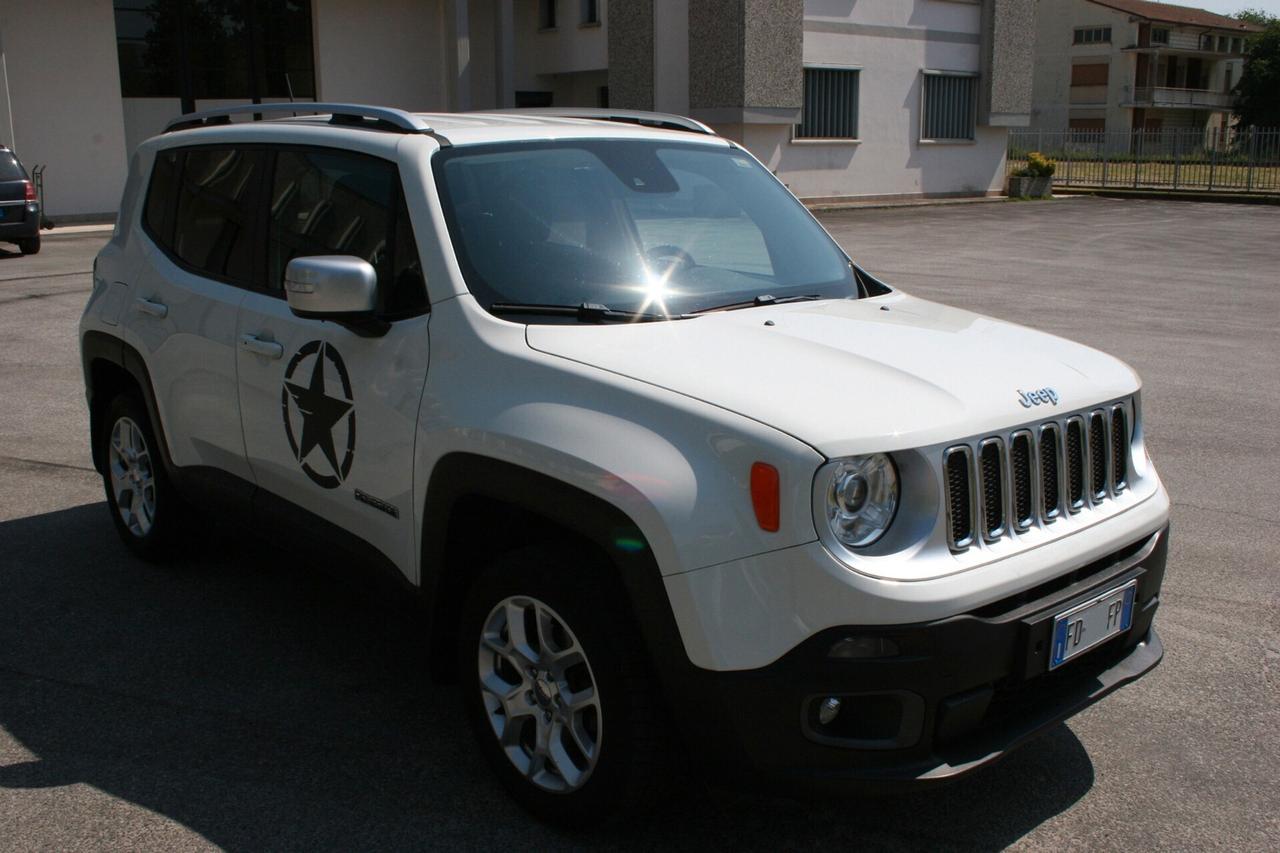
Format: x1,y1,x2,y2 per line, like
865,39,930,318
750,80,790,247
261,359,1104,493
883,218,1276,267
235,145,430,578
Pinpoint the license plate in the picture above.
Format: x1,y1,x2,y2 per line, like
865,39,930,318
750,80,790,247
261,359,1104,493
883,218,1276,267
1050,579,1136,670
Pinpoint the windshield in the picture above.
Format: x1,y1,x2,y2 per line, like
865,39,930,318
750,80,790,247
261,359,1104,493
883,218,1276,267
433,140,858,319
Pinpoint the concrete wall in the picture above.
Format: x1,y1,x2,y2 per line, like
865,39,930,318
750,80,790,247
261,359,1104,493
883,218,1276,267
1030,0,1131,132
0,0,128,217
312,0,449,110
512,0,610,104
754,0,1006,201
606,0,653,109
653,0,689,115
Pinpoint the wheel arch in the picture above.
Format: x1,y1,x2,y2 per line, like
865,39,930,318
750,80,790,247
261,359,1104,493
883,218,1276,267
420,452,691,688
81,330,173,476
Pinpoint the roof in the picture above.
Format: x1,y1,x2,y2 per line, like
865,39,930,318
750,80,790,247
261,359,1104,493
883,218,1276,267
1087,0,1264,31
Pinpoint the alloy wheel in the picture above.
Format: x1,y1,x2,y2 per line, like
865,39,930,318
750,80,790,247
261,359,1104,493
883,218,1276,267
477,595,603,793
107,416,156,538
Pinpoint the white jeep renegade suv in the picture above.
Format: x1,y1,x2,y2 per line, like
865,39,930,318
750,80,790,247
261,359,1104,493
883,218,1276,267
81,104,1169,825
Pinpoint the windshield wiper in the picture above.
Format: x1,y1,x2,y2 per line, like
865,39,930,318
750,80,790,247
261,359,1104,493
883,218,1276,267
489,302,685,323
691,293,826,314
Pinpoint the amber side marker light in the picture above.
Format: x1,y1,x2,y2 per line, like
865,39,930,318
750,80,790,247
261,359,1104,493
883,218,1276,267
750,462,780,532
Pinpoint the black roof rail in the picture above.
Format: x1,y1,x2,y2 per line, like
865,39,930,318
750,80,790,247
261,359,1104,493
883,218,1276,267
162,102,441,138
480,108,717,136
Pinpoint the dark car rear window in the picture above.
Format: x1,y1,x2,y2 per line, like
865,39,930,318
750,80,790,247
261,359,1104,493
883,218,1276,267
0,153,27,182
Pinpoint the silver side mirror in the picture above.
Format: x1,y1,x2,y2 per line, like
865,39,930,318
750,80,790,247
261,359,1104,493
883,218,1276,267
284,255,378,318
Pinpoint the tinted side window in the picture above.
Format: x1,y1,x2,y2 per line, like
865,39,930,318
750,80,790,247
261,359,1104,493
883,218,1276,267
172,147,263,282
144,149,182,247
0,152,27,181
268,148,426,316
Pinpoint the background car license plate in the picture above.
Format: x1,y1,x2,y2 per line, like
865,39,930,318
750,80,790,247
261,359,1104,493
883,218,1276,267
1050,579,1137,669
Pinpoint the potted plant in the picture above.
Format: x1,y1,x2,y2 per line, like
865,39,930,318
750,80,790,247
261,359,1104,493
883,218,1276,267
1008,151,1056,198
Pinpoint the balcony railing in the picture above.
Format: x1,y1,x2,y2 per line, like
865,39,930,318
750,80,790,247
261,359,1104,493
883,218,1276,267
1130,87,1235,109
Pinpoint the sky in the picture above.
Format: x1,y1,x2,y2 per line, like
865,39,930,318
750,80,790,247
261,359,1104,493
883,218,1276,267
1186,0,1280,17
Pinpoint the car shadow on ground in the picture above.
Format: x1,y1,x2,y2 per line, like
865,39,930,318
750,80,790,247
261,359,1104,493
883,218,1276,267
0,504,1095,850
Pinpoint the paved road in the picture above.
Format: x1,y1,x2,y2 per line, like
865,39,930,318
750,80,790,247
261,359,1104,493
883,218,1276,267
1,199,1277,850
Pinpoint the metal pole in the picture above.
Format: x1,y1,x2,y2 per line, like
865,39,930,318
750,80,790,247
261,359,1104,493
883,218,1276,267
1102,137,1109,187
1245,129,1256,192
1208,128,1217,191
1173,128,1181,189
0,48,16,154
1134,129,1141,189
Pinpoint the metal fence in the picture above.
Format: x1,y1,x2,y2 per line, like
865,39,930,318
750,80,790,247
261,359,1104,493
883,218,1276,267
1008,127,1280,193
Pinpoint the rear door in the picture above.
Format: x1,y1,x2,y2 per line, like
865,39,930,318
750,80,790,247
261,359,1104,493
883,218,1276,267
128,145,261,482
234,145,431,577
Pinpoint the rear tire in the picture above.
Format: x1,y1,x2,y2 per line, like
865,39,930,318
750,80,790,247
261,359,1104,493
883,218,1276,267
98,393,188,561
17,235,39,255
458,545,673,827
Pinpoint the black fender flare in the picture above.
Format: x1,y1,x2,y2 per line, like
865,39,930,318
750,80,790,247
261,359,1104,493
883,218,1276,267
81,330,174,476
419,452,697,691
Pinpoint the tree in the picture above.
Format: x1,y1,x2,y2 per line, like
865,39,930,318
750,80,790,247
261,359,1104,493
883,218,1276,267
1234,11,1280,128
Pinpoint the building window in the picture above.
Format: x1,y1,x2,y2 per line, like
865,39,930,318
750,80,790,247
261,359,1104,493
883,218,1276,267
1073,26,1111,45
581,0,599,26
1151,27,1169,45
921,72,977,141
796,68,860,139
1231,37,1243,53
1200,34,1214,50
113,0,315,108
1070,63,1109,87
539,0,557,30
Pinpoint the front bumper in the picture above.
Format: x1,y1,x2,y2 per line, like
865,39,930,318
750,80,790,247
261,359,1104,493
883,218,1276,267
671,526,1167,791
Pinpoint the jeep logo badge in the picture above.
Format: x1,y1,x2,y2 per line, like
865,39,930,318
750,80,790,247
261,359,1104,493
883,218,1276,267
282,340,356,489
1017,387,1060,408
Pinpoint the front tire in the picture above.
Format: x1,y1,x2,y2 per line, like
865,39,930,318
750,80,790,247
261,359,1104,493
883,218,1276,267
458,546,672,827
99,393,187,561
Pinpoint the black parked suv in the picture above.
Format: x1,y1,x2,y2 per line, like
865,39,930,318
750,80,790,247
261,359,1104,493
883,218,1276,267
0,145,41,255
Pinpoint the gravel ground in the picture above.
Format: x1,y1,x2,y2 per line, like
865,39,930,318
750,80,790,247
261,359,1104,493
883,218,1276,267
0,197,1276,850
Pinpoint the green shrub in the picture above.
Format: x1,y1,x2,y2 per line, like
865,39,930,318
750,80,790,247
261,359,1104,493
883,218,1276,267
1012,151,1056,178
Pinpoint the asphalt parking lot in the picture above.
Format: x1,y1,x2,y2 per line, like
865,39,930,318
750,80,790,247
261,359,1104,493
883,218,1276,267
1,197,1277,851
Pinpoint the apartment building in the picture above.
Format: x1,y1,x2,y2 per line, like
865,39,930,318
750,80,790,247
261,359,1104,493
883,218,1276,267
1030,0,1263,136
0,0,1035,217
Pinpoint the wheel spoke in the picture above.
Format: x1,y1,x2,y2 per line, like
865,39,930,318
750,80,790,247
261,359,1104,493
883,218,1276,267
547,724,585,788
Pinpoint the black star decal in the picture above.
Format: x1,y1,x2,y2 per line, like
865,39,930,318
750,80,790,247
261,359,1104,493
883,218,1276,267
284,343,353,478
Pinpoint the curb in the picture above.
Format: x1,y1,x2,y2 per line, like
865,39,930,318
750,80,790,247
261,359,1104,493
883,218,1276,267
1051,187,1280,205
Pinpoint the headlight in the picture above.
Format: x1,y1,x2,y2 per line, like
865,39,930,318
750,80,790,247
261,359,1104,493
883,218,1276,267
823,454,899,548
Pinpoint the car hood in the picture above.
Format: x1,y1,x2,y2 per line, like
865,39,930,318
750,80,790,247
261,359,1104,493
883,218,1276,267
525,294,1141,458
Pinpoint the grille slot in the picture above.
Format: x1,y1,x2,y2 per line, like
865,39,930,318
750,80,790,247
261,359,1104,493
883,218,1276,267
1111,404,1128,491
1088,411,1108,501
947,440,972,548
977,438,1005,541
1009,431,1034,531
1065,417,1086,511
1039,423,1062,522
944,446,974,551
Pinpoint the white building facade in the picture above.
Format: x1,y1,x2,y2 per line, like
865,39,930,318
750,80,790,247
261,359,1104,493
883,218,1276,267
0,0,1035,217
1029,0,1261,136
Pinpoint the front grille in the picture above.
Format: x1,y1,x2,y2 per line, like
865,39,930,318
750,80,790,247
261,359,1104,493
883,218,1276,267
943,401,1133,553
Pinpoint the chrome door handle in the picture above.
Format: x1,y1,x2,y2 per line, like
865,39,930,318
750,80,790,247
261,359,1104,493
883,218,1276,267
135,297,168,318
239,334,284,360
